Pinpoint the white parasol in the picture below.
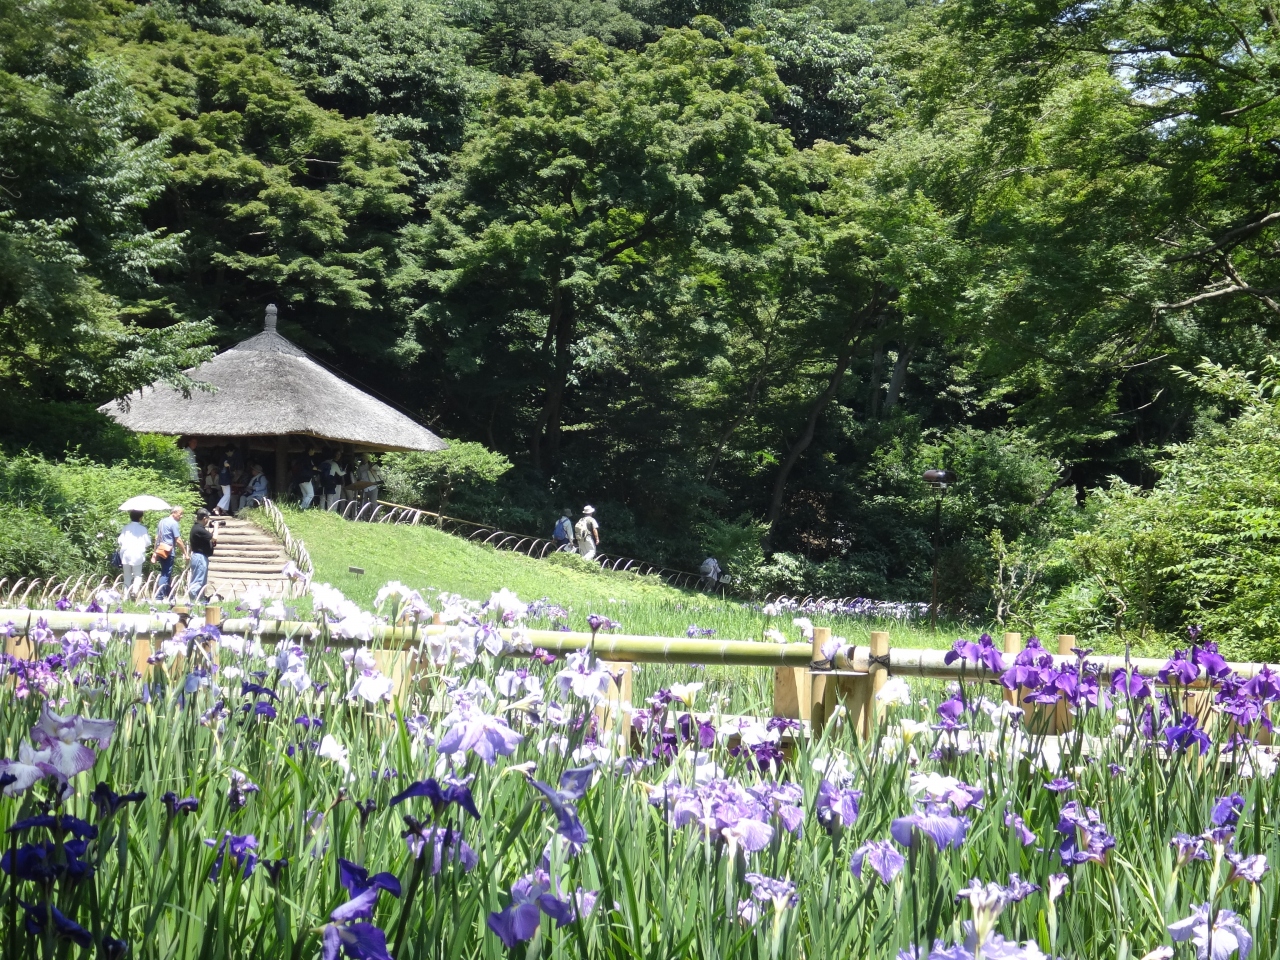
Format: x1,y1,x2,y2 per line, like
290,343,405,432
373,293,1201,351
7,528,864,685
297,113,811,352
118,495,173,513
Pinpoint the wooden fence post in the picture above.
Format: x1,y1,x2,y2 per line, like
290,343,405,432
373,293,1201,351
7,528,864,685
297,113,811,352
861,630,891,738
131,635,155,678
206,605,221,628
597,661,633,747
372,649,409,703
772,666,810,722
809,626,831,734
1057,634,1075,656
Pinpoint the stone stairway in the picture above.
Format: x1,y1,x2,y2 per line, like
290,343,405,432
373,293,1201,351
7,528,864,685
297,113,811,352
206,516,292,598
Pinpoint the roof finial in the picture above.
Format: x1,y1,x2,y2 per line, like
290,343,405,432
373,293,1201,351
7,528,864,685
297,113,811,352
265,303,278,332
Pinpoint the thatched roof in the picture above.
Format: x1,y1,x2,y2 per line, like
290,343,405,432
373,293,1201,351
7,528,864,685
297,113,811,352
99,306,447,453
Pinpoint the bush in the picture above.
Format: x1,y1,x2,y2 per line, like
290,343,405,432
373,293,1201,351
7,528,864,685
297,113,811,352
1036,360,1280,660
0,452,199,577
0,503,79,581
380,443,513,520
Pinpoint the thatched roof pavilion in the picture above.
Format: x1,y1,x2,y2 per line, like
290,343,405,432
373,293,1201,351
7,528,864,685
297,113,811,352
100,305,445,487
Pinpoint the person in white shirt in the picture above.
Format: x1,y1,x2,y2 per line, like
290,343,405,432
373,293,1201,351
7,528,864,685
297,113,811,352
574,506,600,561
116,510,151,599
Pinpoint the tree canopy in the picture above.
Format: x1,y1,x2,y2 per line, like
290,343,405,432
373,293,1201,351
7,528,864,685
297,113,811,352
4,0,1280,643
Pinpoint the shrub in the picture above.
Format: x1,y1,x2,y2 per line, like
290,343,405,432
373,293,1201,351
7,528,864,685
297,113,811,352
0,452,199,576
0,503,78,581
380,443,513,520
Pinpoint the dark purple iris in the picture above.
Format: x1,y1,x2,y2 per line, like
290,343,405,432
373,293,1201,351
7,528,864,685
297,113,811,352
389,778,479,820
89,782,147,820
295,715,324,730
161,792,200,817
400,819,478,873
1044,778,1076,793
890,805,969,850
1000,637,1053,691
262,858,288,885
1056,801,1115,866
9,815,98,841
205,832,258,882
20,901,92,947
1110,669,1151,699
338,858,402,899
1165,714,1212,755
3,839,93,883
487,870,596,948
1157,649,1201,686
1242,667,1280,701
1212,793,1245,827
355,798,377,828
242,701,277,720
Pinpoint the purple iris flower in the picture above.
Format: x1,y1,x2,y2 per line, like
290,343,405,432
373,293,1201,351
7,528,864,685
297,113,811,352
1157,650,1201,686
936,696,966,724
1212,794,1246,827
1225,846,1269,885
1191,643,1233,682
750,782,805,834
1165,714,1212,755
766,717,803,734
400,819,478,873
1242,667,1280,701
815,779,862,834
487,870,598,948
241,681,279,701
1170,833,1210,867
1044,778,1076,793
322,922,393,960
744,873,798,910
850,840,905,884
338,858,403,899
161,791,199,817
55,597,71,611
9,814,98,840
1168,903,1252,959
1004,874,1039,902
20,901,92,947
529,765,595,845
89,782,147,819
295,715,324,730
205,832,258,881
3,839,92,882
242,701,277,720
436,703,523,765
1003,809,1036,846
389,778,479,820
1056,801,1115,866
891,805,969,850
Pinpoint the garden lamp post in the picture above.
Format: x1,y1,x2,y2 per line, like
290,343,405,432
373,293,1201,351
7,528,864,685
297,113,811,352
923,468,957,632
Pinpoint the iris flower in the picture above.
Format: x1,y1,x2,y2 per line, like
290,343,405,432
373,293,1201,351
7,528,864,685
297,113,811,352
1169,903,1253,960
850,840,905,884
389,777,479,820
0,741,59,797
486,870,598,948
890,805,969,850
815,779,862,835
529,765,595,845
29,704,116,780
436,703,523,764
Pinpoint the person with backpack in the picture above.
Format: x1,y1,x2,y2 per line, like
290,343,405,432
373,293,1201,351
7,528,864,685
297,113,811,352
574,506,600,561
552,509,574,550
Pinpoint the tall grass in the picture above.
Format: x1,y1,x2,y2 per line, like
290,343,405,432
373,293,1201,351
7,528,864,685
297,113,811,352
0,593,1276,959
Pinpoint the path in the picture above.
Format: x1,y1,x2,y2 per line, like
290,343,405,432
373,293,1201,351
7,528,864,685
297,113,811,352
207,516,292,598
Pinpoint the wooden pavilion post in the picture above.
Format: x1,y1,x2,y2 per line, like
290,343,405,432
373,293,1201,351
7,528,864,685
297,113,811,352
275,435,290,502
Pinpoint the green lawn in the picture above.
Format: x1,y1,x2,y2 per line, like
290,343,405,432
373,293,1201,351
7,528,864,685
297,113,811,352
274,508,966,650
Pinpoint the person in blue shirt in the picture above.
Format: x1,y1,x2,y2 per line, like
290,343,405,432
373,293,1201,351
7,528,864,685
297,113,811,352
154,506,188,601
552,509,574,551
239,463,270,510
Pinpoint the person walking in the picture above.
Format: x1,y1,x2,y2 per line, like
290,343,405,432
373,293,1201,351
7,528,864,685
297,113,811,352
154,506,188,601
574,506,600,561
552,509,574,551
320,452,345,509
188,508,217,602
116,510,151,599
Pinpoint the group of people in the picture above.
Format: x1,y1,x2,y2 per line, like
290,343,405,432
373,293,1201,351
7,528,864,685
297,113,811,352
115,505,218,602
194,442,269,516
552,506,601,560
290,450,380,510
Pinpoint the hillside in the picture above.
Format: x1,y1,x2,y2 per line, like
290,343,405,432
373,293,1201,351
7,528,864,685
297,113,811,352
278,508,952,647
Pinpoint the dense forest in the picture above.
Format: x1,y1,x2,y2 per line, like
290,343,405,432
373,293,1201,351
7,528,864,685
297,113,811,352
3,0,1280,652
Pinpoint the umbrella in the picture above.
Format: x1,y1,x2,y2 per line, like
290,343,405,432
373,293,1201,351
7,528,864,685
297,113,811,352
119,495,172,513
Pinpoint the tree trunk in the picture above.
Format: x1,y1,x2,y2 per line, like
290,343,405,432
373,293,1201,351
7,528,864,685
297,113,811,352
867,343,884,418
882,343,913,413
531,273,567,471
764,339,859,543
704,369,766,485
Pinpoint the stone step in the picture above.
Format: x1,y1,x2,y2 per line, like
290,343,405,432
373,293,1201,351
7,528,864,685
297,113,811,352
210,563,290,575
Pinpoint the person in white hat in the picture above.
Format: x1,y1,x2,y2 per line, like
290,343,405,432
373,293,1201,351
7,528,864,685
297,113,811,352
574,506,600,561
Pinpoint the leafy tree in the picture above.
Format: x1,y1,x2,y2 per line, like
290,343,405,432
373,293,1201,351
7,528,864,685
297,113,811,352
404,20,801,473
0,0,212,410
380,443,514,521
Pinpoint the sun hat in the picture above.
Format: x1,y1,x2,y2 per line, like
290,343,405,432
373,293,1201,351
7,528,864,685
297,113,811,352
582,505,595,515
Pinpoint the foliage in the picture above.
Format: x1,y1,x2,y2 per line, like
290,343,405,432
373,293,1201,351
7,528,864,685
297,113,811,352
0,503,79,580
380,443,514,519
1039,361,1280,660
0,452,198,574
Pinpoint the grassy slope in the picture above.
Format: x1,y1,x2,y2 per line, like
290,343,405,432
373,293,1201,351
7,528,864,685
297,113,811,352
279,508,960,649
